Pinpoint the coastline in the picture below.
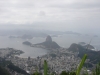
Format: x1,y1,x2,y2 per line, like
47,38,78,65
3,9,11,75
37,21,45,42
0,47,24,58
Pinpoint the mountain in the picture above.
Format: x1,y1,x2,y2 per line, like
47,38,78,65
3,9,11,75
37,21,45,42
33,35,60,49
68,43,100,64
68,43,79,52
83,44,95,50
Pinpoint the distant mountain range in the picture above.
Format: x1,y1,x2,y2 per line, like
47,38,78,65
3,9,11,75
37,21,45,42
0,29,82,37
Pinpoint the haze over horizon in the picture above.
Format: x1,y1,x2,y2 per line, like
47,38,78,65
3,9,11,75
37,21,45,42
0,0,100,34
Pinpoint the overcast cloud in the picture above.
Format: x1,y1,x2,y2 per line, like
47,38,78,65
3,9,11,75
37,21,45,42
0,0,100,34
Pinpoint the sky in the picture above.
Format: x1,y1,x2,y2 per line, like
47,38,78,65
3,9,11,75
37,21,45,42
0,0,100,34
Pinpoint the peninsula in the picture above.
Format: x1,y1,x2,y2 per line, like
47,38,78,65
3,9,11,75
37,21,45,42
23,35,60,49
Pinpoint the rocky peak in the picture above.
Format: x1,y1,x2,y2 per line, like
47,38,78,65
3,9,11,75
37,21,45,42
46,35,52,42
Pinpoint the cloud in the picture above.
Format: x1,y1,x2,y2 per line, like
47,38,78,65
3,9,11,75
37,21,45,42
0,0,100,34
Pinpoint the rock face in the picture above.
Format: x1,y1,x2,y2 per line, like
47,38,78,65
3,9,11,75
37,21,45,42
35,35,60,49
46,35,52,42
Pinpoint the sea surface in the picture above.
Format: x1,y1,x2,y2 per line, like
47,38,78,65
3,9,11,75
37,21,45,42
0,34,100,58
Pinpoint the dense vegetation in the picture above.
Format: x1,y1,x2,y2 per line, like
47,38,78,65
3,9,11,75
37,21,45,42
0,58,29,75
78,47,100,64
7,63,29,75
68,43,100,64
0,66,11,75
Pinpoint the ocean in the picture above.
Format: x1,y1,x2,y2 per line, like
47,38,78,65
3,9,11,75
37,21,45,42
0,34,100,58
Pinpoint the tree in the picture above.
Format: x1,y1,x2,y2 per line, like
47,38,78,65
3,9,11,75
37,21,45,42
60,71,69,75
0,66,11,75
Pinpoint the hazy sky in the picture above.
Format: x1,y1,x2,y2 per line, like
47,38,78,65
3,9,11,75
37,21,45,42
0,0,100,34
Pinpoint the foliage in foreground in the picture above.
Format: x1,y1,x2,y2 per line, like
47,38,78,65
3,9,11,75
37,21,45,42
76,54,87,75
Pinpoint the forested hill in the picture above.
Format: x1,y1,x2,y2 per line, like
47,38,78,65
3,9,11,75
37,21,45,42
68,43,100,64
0,66,11,75
0,58,29,75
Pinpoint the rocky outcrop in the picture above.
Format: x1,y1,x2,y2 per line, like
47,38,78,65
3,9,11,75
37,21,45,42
46,35,52,42
34,35,60,49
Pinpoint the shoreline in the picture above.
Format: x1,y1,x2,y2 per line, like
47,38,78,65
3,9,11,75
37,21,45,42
0,47,24,58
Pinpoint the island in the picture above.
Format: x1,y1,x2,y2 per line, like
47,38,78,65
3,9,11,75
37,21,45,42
23,41,32,46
